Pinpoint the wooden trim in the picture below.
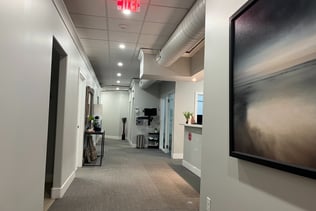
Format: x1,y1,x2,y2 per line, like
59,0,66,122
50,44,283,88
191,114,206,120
85,86,94,127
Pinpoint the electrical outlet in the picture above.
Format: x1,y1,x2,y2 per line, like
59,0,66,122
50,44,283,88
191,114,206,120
206,196,211,211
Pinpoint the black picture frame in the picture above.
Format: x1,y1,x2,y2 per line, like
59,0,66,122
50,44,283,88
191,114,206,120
229,0,316,179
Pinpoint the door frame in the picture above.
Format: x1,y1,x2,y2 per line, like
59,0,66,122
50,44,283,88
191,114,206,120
75,69,86,168
45,37,67,198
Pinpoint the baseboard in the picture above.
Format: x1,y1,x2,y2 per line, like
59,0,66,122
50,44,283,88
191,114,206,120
51,170,76,199
172,153,183,159
182,160,201,177
105,135,121,140
160,148,169,154
127,138,136,147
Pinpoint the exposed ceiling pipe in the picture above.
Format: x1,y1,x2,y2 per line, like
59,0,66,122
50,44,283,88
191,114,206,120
155,0,205,67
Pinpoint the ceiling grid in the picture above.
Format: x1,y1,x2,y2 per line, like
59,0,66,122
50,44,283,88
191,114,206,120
63,0,197,87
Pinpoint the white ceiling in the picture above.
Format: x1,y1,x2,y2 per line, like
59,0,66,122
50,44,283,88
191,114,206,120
63,0,197,88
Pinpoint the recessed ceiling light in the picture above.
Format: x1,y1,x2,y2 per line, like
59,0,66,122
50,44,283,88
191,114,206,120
123,9,131,15
116,87,120,90
116,80,121,84
192,78,197,82
119,44,126,49
117,62,123,67
117,73,122,77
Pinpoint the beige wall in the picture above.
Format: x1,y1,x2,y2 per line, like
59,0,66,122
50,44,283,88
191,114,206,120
191,46,204,75
200,0,316,210
173,80,203,158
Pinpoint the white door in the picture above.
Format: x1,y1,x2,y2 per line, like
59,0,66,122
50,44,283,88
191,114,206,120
76,70,86,168
159,98,166,151
160,93,175,154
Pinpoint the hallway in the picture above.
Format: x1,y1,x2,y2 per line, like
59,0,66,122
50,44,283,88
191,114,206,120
49,139,200,211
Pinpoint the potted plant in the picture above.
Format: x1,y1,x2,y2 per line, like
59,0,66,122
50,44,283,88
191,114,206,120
183,112,193,124
88,115,94,129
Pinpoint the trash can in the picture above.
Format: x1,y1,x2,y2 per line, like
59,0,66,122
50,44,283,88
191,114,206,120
136,135,145,149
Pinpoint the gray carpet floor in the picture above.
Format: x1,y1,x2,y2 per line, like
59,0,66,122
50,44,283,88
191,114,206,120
49,139,200,211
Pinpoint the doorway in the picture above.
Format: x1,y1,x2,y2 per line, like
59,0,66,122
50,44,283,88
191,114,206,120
44,37,67,204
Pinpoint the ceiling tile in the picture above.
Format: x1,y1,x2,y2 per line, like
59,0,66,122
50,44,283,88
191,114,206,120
141,22,176,36
109,41,136,50
118,79,133,85
108,18,143,33
100,79,127,87
76,28,107,40
110,47,135,57
138,34,169,48
81,38,108,47
140,0,150,3
109,48,135,63
85,49,107,57
106,0,148,21
85,56,108,66
71,14,107,30
80,39,109,54
64,0,106,16
89,61,104,71
109,31,138,43
108,61,132,73
145,5,188,24
87,50,109,60
150,0,196,9
90,61,111,73
129,60,140,71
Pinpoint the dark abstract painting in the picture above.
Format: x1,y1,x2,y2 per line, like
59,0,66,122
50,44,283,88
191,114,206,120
229,0,316,178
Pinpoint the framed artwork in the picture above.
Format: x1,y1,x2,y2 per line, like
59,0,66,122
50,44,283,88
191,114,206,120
229,0,316,179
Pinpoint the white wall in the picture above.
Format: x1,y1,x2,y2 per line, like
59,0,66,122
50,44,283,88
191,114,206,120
200,0,316,210
191,46,204,75
0,1,99,210
140,53,192,81
183,126,202,177
173,80,203,159
159,81,176,97
101,91,129,139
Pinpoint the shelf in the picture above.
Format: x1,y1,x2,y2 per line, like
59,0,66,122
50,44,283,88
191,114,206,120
148,132,159,148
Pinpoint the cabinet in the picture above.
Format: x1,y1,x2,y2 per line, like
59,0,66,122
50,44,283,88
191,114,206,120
148,132,159,148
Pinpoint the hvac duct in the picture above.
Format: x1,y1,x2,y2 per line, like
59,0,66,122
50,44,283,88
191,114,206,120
156,0,205,67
